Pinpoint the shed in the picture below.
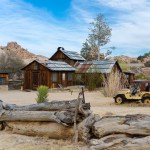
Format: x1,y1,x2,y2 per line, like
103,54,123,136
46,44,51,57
76,60,122,74
49,47,85,67
75,60,122,87
22,60,76,90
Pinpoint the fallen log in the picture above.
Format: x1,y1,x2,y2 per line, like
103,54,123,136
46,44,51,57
0,110,82,125
78,114,101,143
92,114,150,138
0,99,90,112
90,135,150,150
5,122,74,139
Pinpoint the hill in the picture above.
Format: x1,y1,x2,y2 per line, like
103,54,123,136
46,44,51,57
0,42,48,64
137,51,150,63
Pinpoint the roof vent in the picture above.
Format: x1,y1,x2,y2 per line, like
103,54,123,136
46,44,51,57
57,47,64,51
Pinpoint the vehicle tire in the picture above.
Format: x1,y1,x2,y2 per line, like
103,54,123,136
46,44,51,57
141,97,150,104
115,95,125,104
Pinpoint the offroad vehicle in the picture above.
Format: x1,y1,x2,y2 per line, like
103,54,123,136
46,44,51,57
114,80,150,104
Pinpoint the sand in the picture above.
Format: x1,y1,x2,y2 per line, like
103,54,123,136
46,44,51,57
0,89,150,116
0,89,150,150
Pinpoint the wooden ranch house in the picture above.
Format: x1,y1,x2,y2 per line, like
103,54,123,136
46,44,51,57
49,47,85,67
22,60,76,90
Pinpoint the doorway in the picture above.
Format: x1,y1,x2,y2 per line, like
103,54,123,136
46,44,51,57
62,73,66,86
32,72,39,88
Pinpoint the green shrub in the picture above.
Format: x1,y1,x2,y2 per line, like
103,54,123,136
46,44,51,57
36,85,49,103
87,73,102,91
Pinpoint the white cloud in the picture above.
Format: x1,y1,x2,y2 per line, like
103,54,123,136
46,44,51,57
93,0,150,56
97,0,147,11
0,0,88,57
1,0,150,57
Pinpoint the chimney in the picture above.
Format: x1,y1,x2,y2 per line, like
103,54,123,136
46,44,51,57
57,47,64,51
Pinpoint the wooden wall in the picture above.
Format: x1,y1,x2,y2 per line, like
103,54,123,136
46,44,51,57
23,61,50,90
50,50,76,67
23,61,75,90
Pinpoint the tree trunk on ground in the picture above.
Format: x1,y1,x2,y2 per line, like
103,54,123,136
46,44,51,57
92,114,150,138
0,99,150,150
90,134,150,150
90,114,150,150
0,99,90,112
78,114,101,143
0,110,83,125
5,122,74,139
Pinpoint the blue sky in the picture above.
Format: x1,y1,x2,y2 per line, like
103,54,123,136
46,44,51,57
0,0,150,57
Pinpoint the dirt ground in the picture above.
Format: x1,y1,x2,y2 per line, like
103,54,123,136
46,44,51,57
0,89,150,150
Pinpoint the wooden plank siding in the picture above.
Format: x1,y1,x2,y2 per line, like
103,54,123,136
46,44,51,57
22,61,75,90
23,61,49,90
50,50,76,67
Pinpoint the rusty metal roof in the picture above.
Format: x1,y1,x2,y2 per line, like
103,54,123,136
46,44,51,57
76,60,118,73
37,60,76,71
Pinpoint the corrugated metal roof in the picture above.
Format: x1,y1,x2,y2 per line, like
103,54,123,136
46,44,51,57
37,60,76,71
76,60,117,73
59,49,85,61
0,69,11,73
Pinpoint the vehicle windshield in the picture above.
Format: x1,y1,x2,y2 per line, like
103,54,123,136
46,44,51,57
130,83,140,95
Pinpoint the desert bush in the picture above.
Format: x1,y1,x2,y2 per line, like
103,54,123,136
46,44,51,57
102,71,126,97
36,85,49,103
87,73,102,91
81,73,102,91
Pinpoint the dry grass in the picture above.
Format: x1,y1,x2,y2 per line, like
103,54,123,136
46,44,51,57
0,132,89,150
102,71,127,97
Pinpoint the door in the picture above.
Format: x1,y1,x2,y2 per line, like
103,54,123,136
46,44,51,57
32,72,39,88
62,73,66,86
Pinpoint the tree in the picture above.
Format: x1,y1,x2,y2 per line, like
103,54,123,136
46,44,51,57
81,14,112,60
80,41,92,60
0,51,25,79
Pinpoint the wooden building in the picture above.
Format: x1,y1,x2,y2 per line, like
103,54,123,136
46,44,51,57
22,60,76,90
76,60,122,74
49,47,85,67
124,72,135,87
75,60,122,86
0,71,9,85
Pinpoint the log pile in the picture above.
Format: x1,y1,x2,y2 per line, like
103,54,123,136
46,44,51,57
0,94,150,149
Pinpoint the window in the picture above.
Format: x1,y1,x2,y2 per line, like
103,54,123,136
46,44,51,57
0,77,6,85
52,72,57,82
68,73,72,81
33,65,38,70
